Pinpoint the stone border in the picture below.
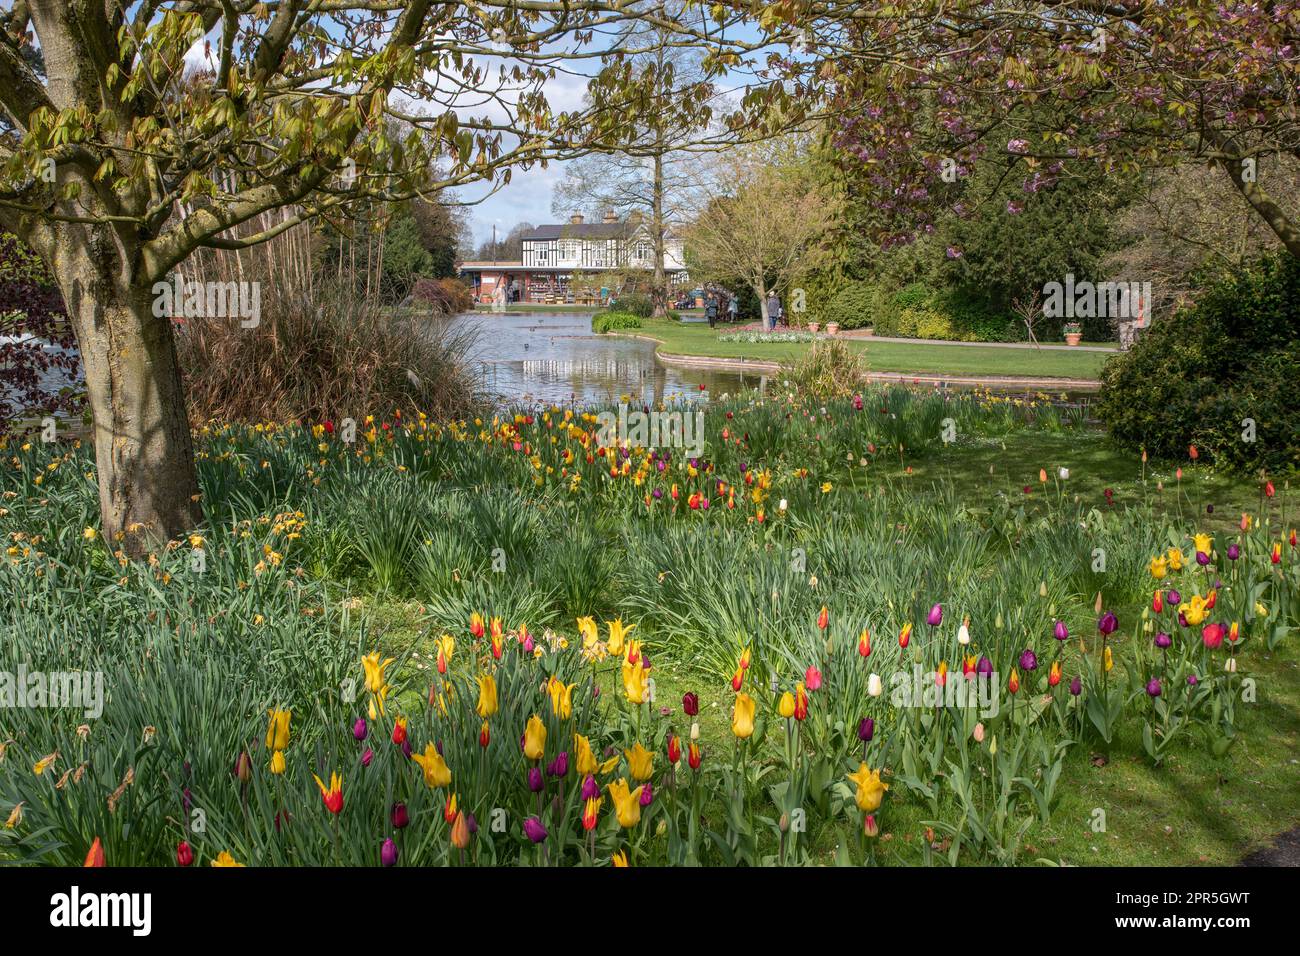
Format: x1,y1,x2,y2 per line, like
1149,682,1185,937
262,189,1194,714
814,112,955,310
611,333,1102,391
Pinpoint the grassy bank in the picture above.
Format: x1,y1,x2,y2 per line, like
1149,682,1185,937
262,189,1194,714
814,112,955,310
628,317,1111,381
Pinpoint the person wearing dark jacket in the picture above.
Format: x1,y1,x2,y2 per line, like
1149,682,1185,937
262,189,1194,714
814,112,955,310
705,292,718,329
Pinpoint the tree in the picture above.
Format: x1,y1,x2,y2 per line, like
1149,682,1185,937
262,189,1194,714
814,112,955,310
475,222,534,264
0,2,775,554
683,139,840,327
800,2,1300,257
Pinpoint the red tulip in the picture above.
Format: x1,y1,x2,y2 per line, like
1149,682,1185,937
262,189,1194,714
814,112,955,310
667,735,681,763
817,606,829,630
176,841,194,867
84,837,105,868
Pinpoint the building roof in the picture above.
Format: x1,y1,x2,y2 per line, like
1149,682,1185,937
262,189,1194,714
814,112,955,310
519,222,627,241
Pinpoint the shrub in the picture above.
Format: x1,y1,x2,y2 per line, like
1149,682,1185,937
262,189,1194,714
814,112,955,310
591,311,642,334
177,283,482,424
820,280,877,330
779,338,869,401
412,277,474,315
609,292,654,317
1097,253,1300,474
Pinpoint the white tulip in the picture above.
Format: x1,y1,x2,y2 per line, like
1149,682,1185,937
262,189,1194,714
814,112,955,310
1059,467,1070,480
1224,657,1237,674
868,673,882,697
957,622,971,645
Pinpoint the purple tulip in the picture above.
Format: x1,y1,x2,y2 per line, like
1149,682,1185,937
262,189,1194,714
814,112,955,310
353,717,368,741
639,782,654,807
1187,674,1199,687
362,748,373,767
1069,676,1082,696
547,752,569,778
1178,611,1188,628
527,766,544,792
1098,611,1118,635
976,656,993,677
1146,678,1162,698
1167,589,1181,606
401,738,412,759
391,802,409,829
926,603,943,627
381,837,399,867
581,774,600,801
1227,544,1240,561
1053,620,1069,641
858,717,874,742
1154,632,1172,649
1196,550,1210,566
1018,649,1038,671
523,817,548,844
466,812,479,834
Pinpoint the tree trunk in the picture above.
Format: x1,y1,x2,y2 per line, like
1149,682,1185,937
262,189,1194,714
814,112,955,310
59,262,202,556
757,278,769,330
652,153,668,317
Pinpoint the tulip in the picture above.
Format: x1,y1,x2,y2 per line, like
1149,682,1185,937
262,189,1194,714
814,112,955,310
475,674,498,718
1018,649,1038,671
898,622,912,648
1201,623,1226,649
688,742,703,770
972,722,985,743
1229,621,1241,643
582,797,602,831
412,744,451,789
381,837,399,867
625,742,654,781
313,772,344,814
233,751,252,783
352,717,368,741
479,721,491,749
1225,657,1238,674
527,766,544,792
804,665,822,691
1226,543,1240,561
269,750,285,775
362,747,374,766
858,717,874,742
1168,547,1185,571
391,715,407,746
1146,678,1161,698
1167,589,1181,606
1007,668,1020,694
469,612,485,639
667,734,682,764
548,751,569,778
574,733,598,776
846,764,889,812
868,673,882,697
451,810,471,849
361,651,395,704
976,656,993,677
1183,594,1209,626
623,659,649,704
523,817,548,844
391,802,409,829
265,709,291,752
639,782,655,807
82,837,106,868
957,618,971,645
1154,632,1172,649
607,618,635,657
1069,676,1082,696
778,691,795,719
682,691,699,716
1272,543,1282,565
926,603,943,627
523,715,547,761
1104,646,1114,672
1053,619,1069,641
435,633,454,674
546,676,575,719
1098,611,1118,635
612,850,629,867
607,778,645,828
731,692,756,738
817,606,829,630
176,840,193,867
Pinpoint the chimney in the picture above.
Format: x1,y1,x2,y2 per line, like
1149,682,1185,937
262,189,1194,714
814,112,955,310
603,209,617,224
570,213,584,224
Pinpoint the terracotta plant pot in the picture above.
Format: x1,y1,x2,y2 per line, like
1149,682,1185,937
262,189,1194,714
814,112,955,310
825,322,840,336
807,322,821,334
1065,332,1082,346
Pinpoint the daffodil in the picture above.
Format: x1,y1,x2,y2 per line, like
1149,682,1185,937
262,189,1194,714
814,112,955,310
846,764,890,812
411,744,452,788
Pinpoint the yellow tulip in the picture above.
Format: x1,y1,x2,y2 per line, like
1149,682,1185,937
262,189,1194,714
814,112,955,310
475,674,498,718
1149,555,1168,579
412,743,452,788
1184,593,1209,626
547,675,575,719
1166,547,1184,571
622,659,648,705
265,708,291,751
607,618,635,658
211,851,245,867
731,692,756,739
574,732,599,776
1103,646,1114,672
607,778,644,828
846,764,890,812
269,750,286,775
611,850,629,867
778,691,795,719
577,615,600,649
523,714,547,761
4,802,22,829
361,651,394,695
624,741,654,781
1193,533,1213,556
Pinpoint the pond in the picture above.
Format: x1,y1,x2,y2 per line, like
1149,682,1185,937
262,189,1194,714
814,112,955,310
447,311,761,408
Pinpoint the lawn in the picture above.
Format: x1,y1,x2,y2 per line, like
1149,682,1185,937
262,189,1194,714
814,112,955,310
1,388,1295,867
629,317,1111,381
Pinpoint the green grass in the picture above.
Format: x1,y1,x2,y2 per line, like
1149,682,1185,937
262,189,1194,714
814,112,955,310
627,317,1110,381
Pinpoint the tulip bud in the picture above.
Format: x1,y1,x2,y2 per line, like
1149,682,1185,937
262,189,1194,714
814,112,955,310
523,817,548,843
451,811,471,850
234,751,252,783
682,691,699,716
528,766,544,792
381,837,399,867
176,840,193,867
972,722,985,743
863,814,879,838
353,717,368,741
391,801,409,829
858,717,874,742
868,674,882,697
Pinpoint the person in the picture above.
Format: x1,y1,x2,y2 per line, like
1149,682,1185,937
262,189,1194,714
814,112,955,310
765,291,781,331
727,295,738,324
705,291,718,329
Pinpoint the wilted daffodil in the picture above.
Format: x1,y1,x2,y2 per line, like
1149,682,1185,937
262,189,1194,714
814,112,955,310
475,674,498,718
523,715,547,760
847,764,890,813
412,743,452,789
607,778,645,828
624,741,654,781
732,692,756,739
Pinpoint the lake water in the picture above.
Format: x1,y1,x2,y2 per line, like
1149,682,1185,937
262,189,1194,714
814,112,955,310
448,311,761,407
